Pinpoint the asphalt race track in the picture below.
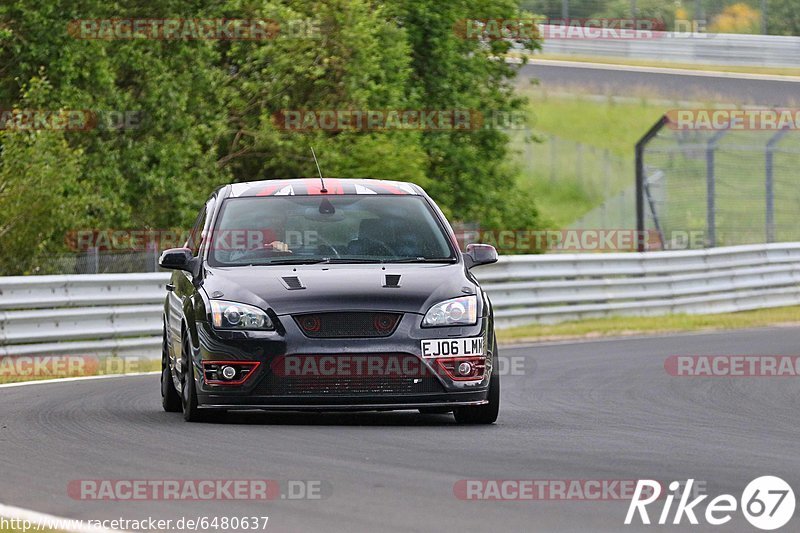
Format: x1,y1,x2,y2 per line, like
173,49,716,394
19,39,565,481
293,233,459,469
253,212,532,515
1,327,798,532
518,61,800,106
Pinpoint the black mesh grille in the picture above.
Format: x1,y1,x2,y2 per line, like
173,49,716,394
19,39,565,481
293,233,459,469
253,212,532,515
257,374,444,395
294,312,401,338
281,276,304,290
256,354,444,395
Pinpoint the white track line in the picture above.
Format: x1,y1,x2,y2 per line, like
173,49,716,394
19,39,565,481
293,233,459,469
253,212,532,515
0,502,127,533
525,58,800,83
0,371,159,389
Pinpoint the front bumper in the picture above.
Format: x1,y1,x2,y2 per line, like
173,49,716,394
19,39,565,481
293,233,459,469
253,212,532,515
191,312,495,411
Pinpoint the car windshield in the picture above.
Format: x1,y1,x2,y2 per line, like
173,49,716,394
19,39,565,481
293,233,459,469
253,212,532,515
207,194,457,266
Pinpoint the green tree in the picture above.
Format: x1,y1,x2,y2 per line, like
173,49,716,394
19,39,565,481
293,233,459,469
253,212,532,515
0,0,545,274
766,0,800,36
391,0,542,229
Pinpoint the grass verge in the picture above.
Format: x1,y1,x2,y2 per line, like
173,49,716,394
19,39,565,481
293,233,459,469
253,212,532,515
525,91,669,157
497,306,800,344
511,89,669,227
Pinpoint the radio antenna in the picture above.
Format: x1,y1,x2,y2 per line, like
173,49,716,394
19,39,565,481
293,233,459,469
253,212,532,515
310,146,327,193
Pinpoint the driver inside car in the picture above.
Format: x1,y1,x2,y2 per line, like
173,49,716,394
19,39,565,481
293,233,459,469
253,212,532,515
215,217,290,262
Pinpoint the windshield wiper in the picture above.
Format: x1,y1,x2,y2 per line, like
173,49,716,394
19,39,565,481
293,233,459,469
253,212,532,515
321,258,384,264
319,257,457,264
381,257,458,263
257,258,328,265
248,257,458,265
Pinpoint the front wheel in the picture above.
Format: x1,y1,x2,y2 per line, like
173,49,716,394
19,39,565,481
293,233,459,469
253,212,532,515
453,370,499,425
181,334,207,422
161,324,181,413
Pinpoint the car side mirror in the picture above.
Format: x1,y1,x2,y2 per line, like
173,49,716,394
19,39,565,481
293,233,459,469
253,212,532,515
463,243,498,269
159,247,195,273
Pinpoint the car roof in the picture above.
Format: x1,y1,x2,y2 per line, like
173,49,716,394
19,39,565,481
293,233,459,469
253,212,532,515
227,178,424,198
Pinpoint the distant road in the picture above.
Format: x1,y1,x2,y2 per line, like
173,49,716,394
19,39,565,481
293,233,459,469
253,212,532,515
518,59,800,106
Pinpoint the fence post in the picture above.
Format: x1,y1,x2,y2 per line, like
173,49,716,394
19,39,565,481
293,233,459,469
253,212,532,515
150,241,159,272
706,129,728,248
765,127,789,243
635,115,669,252
90,246,99,274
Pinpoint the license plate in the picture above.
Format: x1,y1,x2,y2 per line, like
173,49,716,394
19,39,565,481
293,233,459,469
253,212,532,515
421,337,484,358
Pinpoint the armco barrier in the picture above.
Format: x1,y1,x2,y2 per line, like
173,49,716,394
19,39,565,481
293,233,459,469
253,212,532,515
537,26,800,68
477,243,800,327
0,273,169,358
1,243,799,358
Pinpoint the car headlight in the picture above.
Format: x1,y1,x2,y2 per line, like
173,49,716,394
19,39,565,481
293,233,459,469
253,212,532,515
422,295,478,327
209,300,273,330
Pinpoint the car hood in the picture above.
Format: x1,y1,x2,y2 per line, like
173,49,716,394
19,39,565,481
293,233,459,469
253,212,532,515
202,263,477,316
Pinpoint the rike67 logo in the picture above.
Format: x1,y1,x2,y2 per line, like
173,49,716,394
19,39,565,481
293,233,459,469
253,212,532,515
625,477,795,530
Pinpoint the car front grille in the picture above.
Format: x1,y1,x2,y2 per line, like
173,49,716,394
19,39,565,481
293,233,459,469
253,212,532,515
256,354,444,396
293,312,402,338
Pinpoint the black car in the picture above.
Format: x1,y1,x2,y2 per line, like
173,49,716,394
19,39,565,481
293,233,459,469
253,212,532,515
159,178,499,424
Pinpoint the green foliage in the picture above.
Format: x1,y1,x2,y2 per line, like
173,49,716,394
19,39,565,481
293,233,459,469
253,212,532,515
0,0,543,274
766,0,800,36
0,74,85,274
600,0,677,29
390,0,541,230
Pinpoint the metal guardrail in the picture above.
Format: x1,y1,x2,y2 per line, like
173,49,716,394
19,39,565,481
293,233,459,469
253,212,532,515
0,273,169,358
538,26,800,68
477,243,800,327
2,243,799,357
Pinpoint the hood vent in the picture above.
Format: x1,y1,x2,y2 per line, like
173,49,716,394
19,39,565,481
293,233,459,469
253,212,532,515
281,276,305,290
383,274,401,288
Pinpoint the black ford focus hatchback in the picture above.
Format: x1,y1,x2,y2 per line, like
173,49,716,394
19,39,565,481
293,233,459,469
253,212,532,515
159,178,499,423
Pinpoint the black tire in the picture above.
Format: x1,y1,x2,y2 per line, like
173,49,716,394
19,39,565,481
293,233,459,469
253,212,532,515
453,369,499,425
181,332,206,422
418,407,453,414
161,323,181,413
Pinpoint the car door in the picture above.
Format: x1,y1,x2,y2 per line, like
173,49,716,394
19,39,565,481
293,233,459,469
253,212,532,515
167,198,214,374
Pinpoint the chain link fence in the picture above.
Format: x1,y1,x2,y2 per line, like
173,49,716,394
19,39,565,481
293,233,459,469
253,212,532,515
638,115,800,250
512,132,633,228
520,135,629,197
30,248,164,275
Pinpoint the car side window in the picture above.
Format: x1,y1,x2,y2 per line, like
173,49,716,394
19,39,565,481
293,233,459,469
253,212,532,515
186,206,207,257
199,197,216,256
